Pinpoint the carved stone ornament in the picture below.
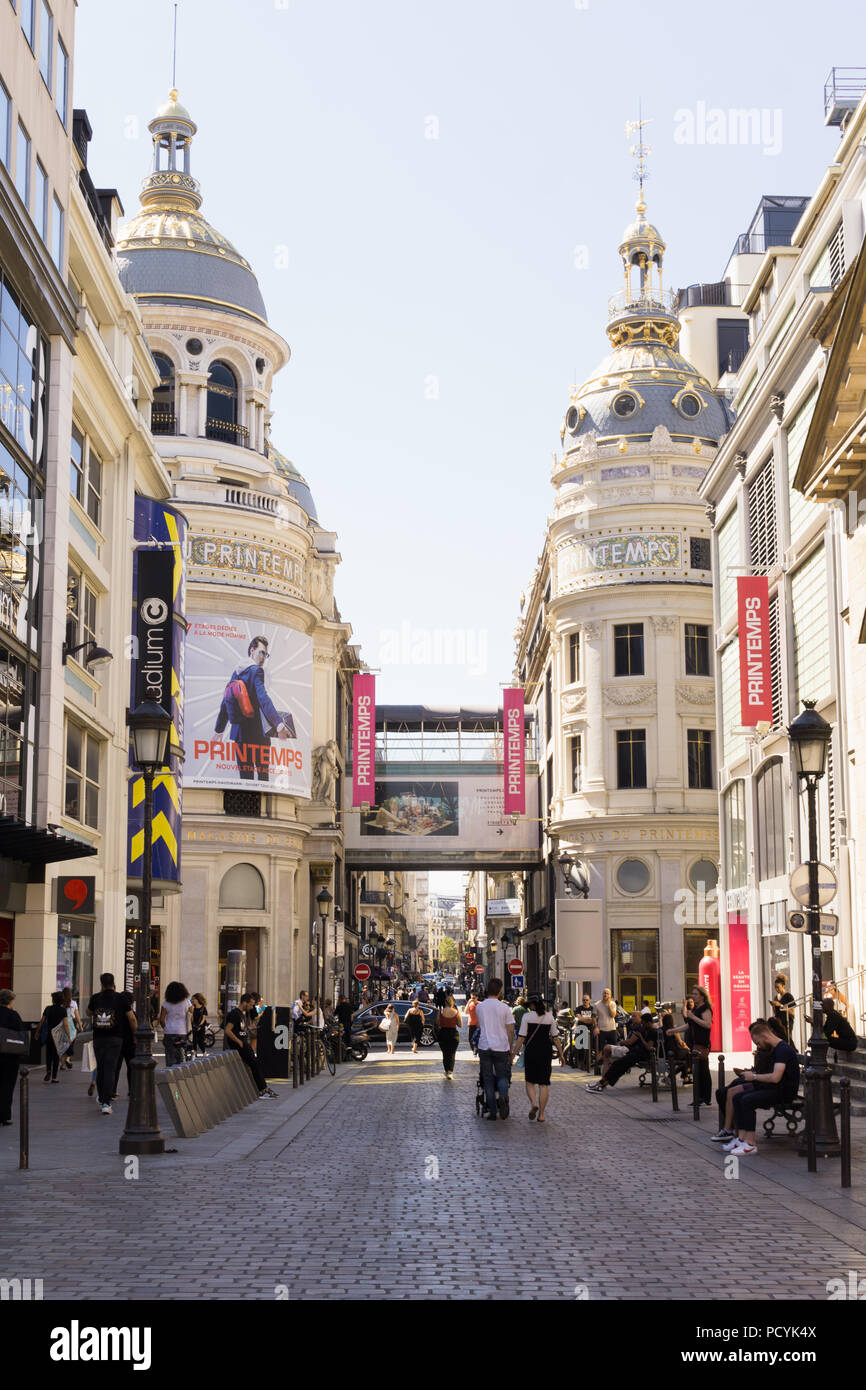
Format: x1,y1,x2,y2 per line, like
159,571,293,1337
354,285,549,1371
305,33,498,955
770,391,785,422
582,621,601,640
603,683,656,707
650,615,678,633
734,452,748,479
561,689,587,715
677,682,716,705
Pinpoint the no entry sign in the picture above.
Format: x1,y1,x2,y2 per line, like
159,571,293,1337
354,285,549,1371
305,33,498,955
507,959,524,975
353,963,371,981
474,964,485,974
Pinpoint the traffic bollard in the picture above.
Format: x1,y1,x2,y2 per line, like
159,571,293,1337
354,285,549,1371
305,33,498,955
806,1074,818,1174
716,1054,726,1133
292,1036,299,1088
670,1054,679,1112
19,1065,29,1170
840,1077,851,1189
692,1052,701,1121
650,1048,658,1103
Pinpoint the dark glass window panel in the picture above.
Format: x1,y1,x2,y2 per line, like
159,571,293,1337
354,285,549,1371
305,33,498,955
65,720,81,770
756,759,785,880
568,632,580,683
614,623,644,676
689,536,711,571
64,770,80,820
570,735,581,792
687,729,714,789
685,623,711,676
86,449,101,526
70,426,84,502
616,729,646,788
84,780,99,828
85,733,99,784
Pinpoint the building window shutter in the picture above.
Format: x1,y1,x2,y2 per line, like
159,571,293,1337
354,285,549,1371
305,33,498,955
720,641,746,765
786,388,822,542
717,510,739,628
748,458,777,571
768,594,783,729
791,544,830,706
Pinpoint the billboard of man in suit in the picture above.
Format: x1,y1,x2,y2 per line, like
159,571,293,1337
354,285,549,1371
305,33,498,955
215,635,295,782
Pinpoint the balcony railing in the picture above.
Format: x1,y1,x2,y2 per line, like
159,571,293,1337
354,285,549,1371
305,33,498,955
676,282,749,310
205,417,250,446
224,487,286,517
151,411,177,436
360,890,391,906
608,288,679,320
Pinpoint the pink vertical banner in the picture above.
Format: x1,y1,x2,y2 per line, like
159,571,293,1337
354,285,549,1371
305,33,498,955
352,674,376,806
728,915,752,1052
503,688,525,815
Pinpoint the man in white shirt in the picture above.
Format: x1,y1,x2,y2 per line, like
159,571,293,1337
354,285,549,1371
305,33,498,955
475,978,515,1120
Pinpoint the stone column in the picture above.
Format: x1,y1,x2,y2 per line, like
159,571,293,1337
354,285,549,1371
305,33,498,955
652,614,681,797
582,621,604,790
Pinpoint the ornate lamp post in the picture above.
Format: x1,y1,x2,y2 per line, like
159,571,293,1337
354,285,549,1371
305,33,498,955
120,699,172,1156
316,885,332,1016
788,700,839,1158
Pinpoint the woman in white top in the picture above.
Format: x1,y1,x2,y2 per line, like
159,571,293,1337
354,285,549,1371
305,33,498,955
511,997,565,1122
159,982,192,1067
381,1004,399,1054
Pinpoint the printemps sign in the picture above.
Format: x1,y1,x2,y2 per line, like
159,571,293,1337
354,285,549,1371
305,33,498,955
557,530,682,590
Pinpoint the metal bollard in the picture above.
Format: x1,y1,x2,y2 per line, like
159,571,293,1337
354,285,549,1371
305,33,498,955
670,1053,679,1112
305,1029,312,1080
650,1048,658,1103
716,1054,726,1132
840,1077,851,1190
18,1065,29,1170
806,1073,817,1174
692,1052,701,1121
292,1036,300,1088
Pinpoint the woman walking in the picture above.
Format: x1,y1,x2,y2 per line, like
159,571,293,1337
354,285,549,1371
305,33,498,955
511,996,565,1122
405,998,425,1053
40,992,70,1082
191,993,208,1053
381,1004,399,1055
0,988,24,1124
158,982,192,1067
60,986,82,1070
436,995,462,1078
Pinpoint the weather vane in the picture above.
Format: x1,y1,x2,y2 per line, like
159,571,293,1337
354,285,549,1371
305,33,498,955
625,106,652,205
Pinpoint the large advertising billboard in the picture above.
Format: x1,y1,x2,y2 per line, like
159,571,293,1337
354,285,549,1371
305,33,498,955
344,776,539,852
184,615,312,797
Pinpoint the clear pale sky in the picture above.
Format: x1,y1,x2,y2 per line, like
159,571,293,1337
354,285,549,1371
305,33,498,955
75,0,866,705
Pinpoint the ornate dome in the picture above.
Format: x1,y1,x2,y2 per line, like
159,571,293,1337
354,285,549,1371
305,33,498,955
116,91,268,324
268,444,318,520
561,195,735,448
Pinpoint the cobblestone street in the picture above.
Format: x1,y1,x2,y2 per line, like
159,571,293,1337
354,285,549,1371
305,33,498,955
4,1042,866,1302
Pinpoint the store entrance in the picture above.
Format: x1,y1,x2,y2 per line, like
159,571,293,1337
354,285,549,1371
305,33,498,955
611,929,658,1014
218,928,260,1020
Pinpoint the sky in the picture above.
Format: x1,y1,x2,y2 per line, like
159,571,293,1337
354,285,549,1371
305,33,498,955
74,0,866,707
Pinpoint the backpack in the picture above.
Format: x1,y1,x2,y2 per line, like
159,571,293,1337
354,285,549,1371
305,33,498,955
223,670,255,722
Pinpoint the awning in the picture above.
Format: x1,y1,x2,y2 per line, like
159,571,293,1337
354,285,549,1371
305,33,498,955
0,815,98,866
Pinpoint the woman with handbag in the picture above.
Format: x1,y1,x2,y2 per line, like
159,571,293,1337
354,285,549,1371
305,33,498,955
405,998,424,1054
666,985,713,1106
381,1004,399,1055
0,988,26,1124
60,986,82,1070
39,992,70,1083
436,995,462,1078
511,996,565,1122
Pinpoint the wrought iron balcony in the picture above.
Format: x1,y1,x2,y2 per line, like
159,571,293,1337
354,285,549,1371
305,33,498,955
205,417,250,445
150,410,177,436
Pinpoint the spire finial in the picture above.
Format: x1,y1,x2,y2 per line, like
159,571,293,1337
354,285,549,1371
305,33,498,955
625,105,652,213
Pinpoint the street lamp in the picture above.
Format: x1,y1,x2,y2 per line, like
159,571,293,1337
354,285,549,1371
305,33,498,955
120,700,172,1156
787,700,838,1158
317,885,332,1017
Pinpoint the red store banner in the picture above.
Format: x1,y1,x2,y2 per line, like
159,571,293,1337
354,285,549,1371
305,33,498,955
737,575,773,725
503,687,525,816
727,915,753,1053
352,673,376,807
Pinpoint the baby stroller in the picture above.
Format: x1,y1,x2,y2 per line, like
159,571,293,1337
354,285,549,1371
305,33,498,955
474,1071,490,1117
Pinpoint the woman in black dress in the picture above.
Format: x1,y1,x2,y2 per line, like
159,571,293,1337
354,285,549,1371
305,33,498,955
511,996,566,1123
0,988,25,1124
39,991,70,1083
405,998,424,1054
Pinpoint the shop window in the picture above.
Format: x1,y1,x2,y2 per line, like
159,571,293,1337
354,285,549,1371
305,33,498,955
723,780,747,890
611,928,658,1015
756,758,785,880
683,928,720,998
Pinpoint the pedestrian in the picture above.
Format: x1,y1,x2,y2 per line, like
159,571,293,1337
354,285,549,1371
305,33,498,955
475,978,515,1121
223,999,277,1098
511,994,529,1071
822,997,857,1055
191,993,209,1053
585,1011,658,1094
666,986,713,1106
511,995,565,1122
114,992,137,1099
39,991,70,1083
335,994,354,1051
381,1003,399,1055
437,995,461,1078
87,973,137,1115
405,997,425,1053
0,988,25,1125
593,988,618,1053
60,986,82,1070
158,982,192,1066
416,984,429,1004
769,974,796,1043
824,981,849,1018
723,1019,800,1157
711,1019,777,1143
292,991,313,1029
465,990,481,1055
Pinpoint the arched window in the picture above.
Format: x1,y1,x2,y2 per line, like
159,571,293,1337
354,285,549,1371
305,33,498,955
219,863,265,910
755,759,786,881
206,360,242,442
151,353,175,435
723,780,747,889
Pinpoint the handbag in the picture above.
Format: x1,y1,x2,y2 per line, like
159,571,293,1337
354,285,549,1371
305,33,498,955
379,1015,391,1032
0,1025,28,1056
51,1020,73,1057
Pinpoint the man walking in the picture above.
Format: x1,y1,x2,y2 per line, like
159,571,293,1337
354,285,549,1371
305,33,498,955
224,996,276,1098
476,978,515,1120
87,973,137,1115
335,994,354,1052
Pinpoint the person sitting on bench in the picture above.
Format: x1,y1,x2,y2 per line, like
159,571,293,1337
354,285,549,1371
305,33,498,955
711,1018,780,1142
585,1011,657,1093
721,1020,800,1157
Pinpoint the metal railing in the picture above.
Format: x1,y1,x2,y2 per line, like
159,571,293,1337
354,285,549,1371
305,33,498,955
824,68,866,125
676,282,749,310
607,288,678,319
788,964,866,1050
150,410,176,436
205,417,250,445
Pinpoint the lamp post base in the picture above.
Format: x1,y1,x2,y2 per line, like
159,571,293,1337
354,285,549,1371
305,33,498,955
797,1059,840,1159
119,1032,166,1157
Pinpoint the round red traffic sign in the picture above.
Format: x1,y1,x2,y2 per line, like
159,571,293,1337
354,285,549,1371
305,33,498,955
507,958,524,975
353,963,371,981
474,964,485,974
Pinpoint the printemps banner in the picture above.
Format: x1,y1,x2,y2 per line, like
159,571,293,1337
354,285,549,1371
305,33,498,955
185,615,312,797
352,673,375,806
503,688,525,815
737,576,772,725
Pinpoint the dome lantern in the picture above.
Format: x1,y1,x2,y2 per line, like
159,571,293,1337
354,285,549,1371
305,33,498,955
141,89,201,215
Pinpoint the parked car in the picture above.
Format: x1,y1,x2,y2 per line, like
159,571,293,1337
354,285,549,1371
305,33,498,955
351,1001,439,1048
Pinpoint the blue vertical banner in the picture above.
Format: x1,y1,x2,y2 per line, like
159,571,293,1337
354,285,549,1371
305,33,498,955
127,498,188,892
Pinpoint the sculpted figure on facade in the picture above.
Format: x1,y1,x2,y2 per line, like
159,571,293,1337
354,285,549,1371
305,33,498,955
312,739,340,804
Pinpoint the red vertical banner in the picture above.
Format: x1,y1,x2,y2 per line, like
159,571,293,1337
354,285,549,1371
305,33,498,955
503,687,525,815
352,674,376,806
727,915,752,1052
737,576,772,725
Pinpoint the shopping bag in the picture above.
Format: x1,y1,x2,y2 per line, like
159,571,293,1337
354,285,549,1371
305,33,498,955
80,1041,96,1073
51,1020,72,1057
